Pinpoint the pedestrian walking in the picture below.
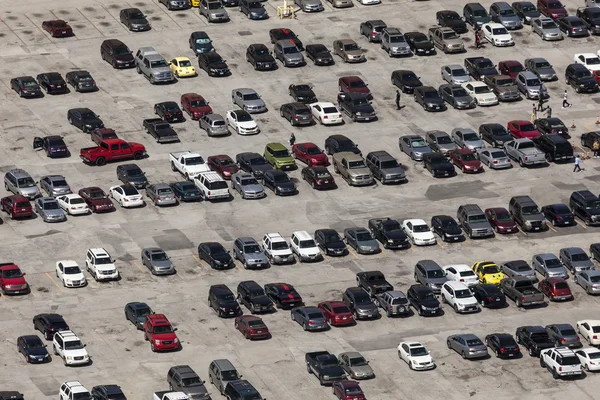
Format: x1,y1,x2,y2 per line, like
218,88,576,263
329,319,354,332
289,132,296,146
531,104,537,122
475,28,481,48
395,89,401,110
537,96,544,112
562,90,571,108
593,140,600,158
546,106,552,118
574,155,584,172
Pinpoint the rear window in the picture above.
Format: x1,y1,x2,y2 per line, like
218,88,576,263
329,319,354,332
558,356,580,365
554,282,569,289
323,107,338,114
16,202,30,208
208,181,228,190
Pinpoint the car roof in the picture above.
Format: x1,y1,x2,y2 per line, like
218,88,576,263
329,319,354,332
405,218,427,225
418,260,442,270
126,301,150,309
239,280,262,289
563,247,585,253
292,230,312,240
336,152,363,162
366,19,386,25
320,300,347,307
444,281,469,289
443,264,471,271
266,142,288,151
298,306,321,313
234,87,257,94
337,39,357,45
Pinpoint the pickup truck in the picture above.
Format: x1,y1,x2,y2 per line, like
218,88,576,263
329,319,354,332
143,118,179,144
153,391,189,400
356,270,394,296
500,277,546,307
368,218,410,249
80,138,146,166
332,152,374,186
428,27,464,53
503,139,546,167
305,351,346,386
464,57,499,80
515,325,555,357
169,151,211,180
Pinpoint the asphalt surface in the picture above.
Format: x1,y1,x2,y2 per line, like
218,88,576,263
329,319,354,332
2,0,600,399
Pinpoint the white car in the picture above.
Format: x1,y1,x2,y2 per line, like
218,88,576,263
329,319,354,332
53,331,90,366
56,194,90,215
440,281,480,313
357,0,380,4
226,109,259,135
309,102,343,125
401,219,436,246
461,82,499,106
397,341,435,370
577,320,600,346
55,260,87,288
290,231,322,262
109,185,144,208
574,53,600,72
575,347,600,371
482,22,514,46
442,264,479,287
59,381,91,400
85,248,119,282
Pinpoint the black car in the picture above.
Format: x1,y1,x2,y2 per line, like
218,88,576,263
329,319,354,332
237,280,274,313
143,118,179,143
208,284,242,317
556,16,589,37
17,335,50,363
533,134,573,163
391,69,423,94
305,44,334,66
280,102,312,126
407,284,442,316
324,134,361,156
337,93,376,122
541,204,575,226
246,44,277,71
512,1,540,23
264,282,303,309
262,170,297,196
414,86,446,112
124,301,154,329
515,325,554,357
236,152,271,177
479,123,513,147
289,83,317,103
404,32,435,55
534,117,568,136
32,313,69,340
423,153,456,177
367,218,410,249
269,28,304,50
170,181,202,202
430,215,465,242
32,136,69,158
119,8,151,31
314,229,347,256
117,164,148,189
485,333,521,358
189,31,215,54
581,130,600,150
590,243,600,261
36,72,68,95
65,70,97,93
240,0,268,19
436,10,468,33
198,52,230,76
67,108,104,133
91,385,127,400
577,7,600,35
10,76,43,98
101,39,135,68
198,242,235,269
222,0,239,6
471,284,506,308
154,101,185,123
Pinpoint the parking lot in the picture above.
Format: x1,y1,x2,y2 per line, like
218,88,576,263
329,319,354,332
2,0,600,398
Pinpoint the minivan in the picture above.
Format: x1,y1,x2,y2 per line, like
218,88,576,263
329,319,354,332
4,169,40,200
208,359,242,395
100,39,135,68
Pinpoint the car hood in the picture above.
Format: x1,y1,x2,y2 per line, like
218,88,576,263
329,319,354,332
428,277,448,285
195,43,215,51
127,175,148,184
115,53,135,62
241,183,264,192
425,97,444,105
350,365,374,375
464,139,484,148
88,197,113,207
498,15,521,23
344,50,363,57
357,239,379,248
251,164,272,173
579,76,597,85
523,10,541,18
63,348,88,358
468,344,488,352
419,298,440,308
353,104,375,113
446,20,467,29
249,5,267,12
355,303,378,313
275,180,296,190
27,347,49,356
85,118,104,127
412,146,433,154
325,240,346,249
483,272,504,281
412,231,435,240
469,221,492,229
184,384,209,397
496,85,519,93
130,18,149,25
41,208,64,217
238,120,258,129
314,51,332,59
2,276,27,285
496,219,517,227
189,104,213,114
403,78,422,87
432,162,455,171
414,42,434,50
572,260,594,269
381,166,405,176
243,99,266,108
218,300,240,309
254,54,275,63
150,260,173,269
442,225,463,235
151,332,177,341
212,253,233,263
64,273,85,281
536,67,556,76
208,61,228,69
437,143,458,152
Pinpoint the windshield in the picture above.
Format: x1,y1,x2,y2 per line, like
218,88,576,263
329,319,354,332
95,256,113,265
460,270,476,277
272,242,289,250
249,157,266,165
73,394,92,400
413,224,430,233
316,171,331,178
424,91,439,98
345,388,362,395
190,99,208,107
299,240,316,248
305,147,321,155
492,27,508,35
153,325,174,334
391,297,408,305
445,12,460,20
2,269,22,278
122,186,139,196
382,222,401,232
24,81,38,87
350,356,368,366
482,266,500,274
283,46,300,54
463,133,479,141
272,150,290,158
412,35,429,43
25,337,45,348
542,21,557,28
356,232,372,241
196,38,211,44
452,88,469,97
151,252,168,261
490,151,506,158
460,153,476,161
254,47,269,55
473,9,487,16
126,168,143,177
243,93,260,101
496,78,513,86
244,245,261,254
466,338,483,346
352,98,369,106
333,306,350,313
410,347,428,356
343,44,359,51
426,270,445,278
474,86,490,94
272,174,290,183
571,253,589,261
348,160,366,169
468,215,487,223
390,36,406,43
237,113,253,122
64,340,84,350
135,307,152,316
496,210,513,221
70,198,85,204
64,266,81,274
418,291,435,300
430,156,447,164
42,201,59,210
526,79,541,86
522,206,539,214
221,370,239,380
354,294,372,305
150,60,168,68
182,377,202,386
411,139,427,147
241,178,259,186
307,312,323,319
323,107,339,114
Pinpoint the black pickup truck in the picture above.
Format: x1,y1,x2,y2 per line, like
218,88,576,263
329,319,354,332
464,57,498,80
143,118,180,143
515,325,554,357
305,351,346,386
368,218,410,249
356,270,394,296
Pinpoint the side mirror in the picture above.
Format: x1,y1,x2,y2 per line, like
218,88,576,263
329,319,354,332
111,258,115,263
84,344,87,347
174,327,178,331
207,101,210,105
239,374,243,378
22,272,26,276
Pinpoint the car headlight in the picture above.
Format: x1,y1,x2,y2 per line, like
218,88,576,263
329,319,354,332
28,355,34,359
387,239,394,243
174,338,179,343
154,340,160,345
66,356,72,360
525,220,532,227
420,305,426,309
323,375,330,379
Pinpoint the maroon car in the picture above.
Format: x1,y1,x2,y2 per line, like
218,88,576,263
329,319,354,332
449,148,483,173
91,128,118,145
207,155,239,179
78,187,115,213
1,195,33,219
234,315,270,340
538,277,573,301
42,20,73,37
301,166,337,190
537,0,567,19
180,93,212,120
485,207,518,234
292,142,329,166
498,60,525,80
332,380,366,400
339,76,371,98
318,301,354,327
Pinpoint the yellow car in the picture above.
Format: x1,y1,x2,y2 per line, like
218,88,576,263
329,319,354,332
471,261,505,285
189,0,200,6
169,57,196,78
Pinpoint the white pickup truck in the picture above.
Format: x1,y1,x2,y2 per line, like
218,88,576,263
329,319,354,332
169,151,211,180
153,391,189,400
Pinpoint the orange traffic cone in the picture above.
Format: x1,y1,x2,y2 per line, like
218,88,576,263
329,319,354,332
571,120,576,129
596,116,600,125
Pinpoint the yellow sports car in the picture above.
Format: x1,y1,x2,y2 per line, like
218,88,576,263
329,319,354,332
471,261,505,285
169,57,196,77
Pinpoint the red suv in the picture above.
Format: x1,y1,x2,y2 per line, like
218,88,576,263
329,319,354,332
318,301,354,326
449,148,483,173
537,0,567,19
0,263,30,295
508,120,541,139
143,314,179,352
485,208,518,234
234,315,270,340
538,278,573,301
180,93,212,120
338,76,371,98
1,195,33,219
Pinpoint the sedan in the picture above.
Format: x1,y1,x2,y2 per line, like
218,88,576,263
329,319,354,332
402,219,436,246
117,164,148,189
207,154,239,179
91,386,127,400
197,52,230,76
476,148,511,169
17,335,51,363
170,181,202,202
576,348,600,372
344,228,380,254
232,88,267,113
119,8,151,31
399,135,433,161
404,31,435,55
109,185,144,208
145,183,178,206
449,148,483,173
231,172,266,199
305,44,334,66
531,16,563,40
40,175,71,197
318,301,354,326
500,260,536,280
479,123,513,147
36,72,68,95
576,320,600,346
34,197,66,222
154,101,184,123
234,315,270,340
291,306,329,331
338,352,374,379
431,215,464,242
485,333,521,358
471,283,507,308
575,270,600,294
513,1,540,23
508,120,540,139
42,19,73,37
391,70,423,94
438,84,476,109
67,108,103,133
559,247,595,273
441,65,470,84
451,128,485,150
226,110,259,135
55,260,86,288
541,204,575,226
426,130,457,155
485,207,518,233
65,70,97,92
198,242,234,269
546,323,582,348
557,16,589,37
397,342,435,370
295,0,324,12
141,248,175,275
32,134,68,157
333,39,364,62
292,143,328,166
309,102,343,125
315,229,347,256
524,57,557,81
447,334,488,359
289,83,318,103
10,76,43,98
56,194,90,215
532,253,569,279
535,117,568,136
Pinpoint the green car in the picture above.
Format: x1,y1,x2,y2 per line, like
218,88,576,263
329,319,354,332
263,142,296,170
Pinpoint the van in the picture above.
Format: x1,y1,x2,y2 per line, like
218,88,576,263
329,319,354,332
100,39,135,68
194,172,230,200
457,204,494,238
4,169,41,200
509,196,546,231
208,359,242,395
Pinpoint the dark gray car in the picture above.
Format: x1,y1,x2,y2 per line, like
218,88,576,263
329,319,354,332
116,164,147,189
532,253,569,279
199,114,229,137
545,324,583,349
291,306,329,331
559,247,595,273
342,287,380,319
426,130,458,155
439,84,476,109
447,334,489,359
414,260,448,293
34,197,66,222
524,57,557,81
141,248,175,275
500,260,537,281
232,237,268,269
344,228,380,254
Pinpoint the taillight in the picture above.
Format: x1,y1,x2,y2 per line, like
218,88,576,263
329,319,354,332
207,191,211,196
487,297,494,301
316,180,323,185
521,296,525,302
157,196,162,200
324,115,328,119
493,160,498,164
178,69,182,72
593,335,598,339
460,279,464,282
338,114,342,118
572,28,577,32
249,329,257,334
561,338,566,343
524,156,529,161
500,347,506,352
557,216,562,220
165,113,171,117
389,306,393,311
372,30,378,34
576,337,580,341
515,347,519,352
308,320,315,325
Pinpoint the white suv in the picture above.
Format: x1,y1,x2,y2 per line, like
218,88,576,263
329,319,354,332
440,281,480,313
85,248,119,281
290,231,322,262
53,331,90,366
194,171,230,201
540,347,582,378
59,381,91,400
442,264,479,287
55,260,87,288
262,233,294,264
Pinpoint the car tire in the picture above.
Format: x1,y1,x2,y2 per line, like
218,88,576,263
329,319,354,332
539,357,546,367
495,349,500,358
408,361,414,370
552,368,559,379
516,298,522,307
151,342,156,352
96,157,106,166
303,322,308,331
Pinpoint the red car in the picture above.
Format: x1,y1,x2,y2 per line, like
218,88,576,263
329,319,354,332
537,0,567,19
338,76,371,98
42,20,73,37
234,315,270,340
538,278,573,301
292,142,329,166
180,93,212,120
507,120,541,139
485,207,518,234
1,195,33,219
78,187,115,213
143,314,179,352
449,148,483,173
207,155,239,179
332,380,366,400
593,70,600,85
0,263,30,295
318,301,354,326
498,60,525,80
301,166,337,190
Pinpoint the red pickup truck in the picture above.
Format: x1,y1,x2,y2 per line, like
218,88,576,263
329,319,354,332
0,263,30,295
80,138,146,166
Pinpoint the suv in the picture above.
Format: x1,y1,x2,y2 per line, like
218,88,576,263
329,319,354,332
515,71,542,99
440,281,480,313
4,169,40,199
237,280,274,313
290,231,322,262
143,314,179,352
53,330,90,366
194,171,230,200
534,134,573,162
134,47,175,84
380,28,411,56
199,0,229,22
414,260,447,293
463,2,491,26
85,248,119,281
232,237,268,269
262,233,294,264
539,347,582,378
342,287,380,319
209,359,242,396
509,196,546,231
565,63,599,93
365,151,406,184
167,365,211,400
264,142,296,170
208,284,242,317
569,190,600,226
457,204,494,238
325,134,361,155
224,380,264,400
59,382,91,400
100,39,135,68
274,39,305,67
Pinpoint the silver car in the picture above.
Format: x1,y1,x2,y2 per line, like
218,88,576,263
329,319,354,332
575,270,600,294
441,65,470,84
231,172,266,199
532,253,569,279
294,0,324,11
560,247,595,273
426,130,457,155
500,260,537,281
339,352,375,379
141,248,175,275
399,135,433,161
40,175,72,197
199,0,229,22
145,183,177,206
451,128,485,150
524,58,557,81
447,334,489,359
291,306,329,331
490,2,522,29
34,197,66,222
231,88,267,113
531,17,563,41
476,148,511,169
328,0,353,8
274,39,305,67
199,114,229,137
4,169,41,199
232,237,268,269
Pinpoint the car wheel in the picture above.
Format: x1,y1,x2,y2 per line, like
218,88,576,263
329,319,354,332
528,348,534,357
461,351,467,359
519,158,525,167
151,342,156,352
539,357,546,367
408,361,414,370
516,298,522,307
495,349,499,358
454,304,459,313
303,322,308,331
552,368,559,379
53,345,58,355
136,65,142,74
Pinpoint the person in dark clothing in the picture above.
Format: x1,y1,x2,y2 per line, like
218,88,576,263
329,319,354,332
395,89,401,110
289,132,296,146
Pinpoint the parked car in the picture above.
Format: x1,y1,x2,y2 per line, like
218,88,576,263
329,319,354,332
532,253,569,279
343,228,380,254
485,333,521,358
539,277,573,301
397,342,435,370
234,315,270,339
574,270,600,294
485,207,518,233
315,229,347,256
472,283,507,307
236,280,273,312
302,166,336,190
430,215,464,242
447,334,488,359
198,242,235,269
559,247,594,273
545,323,582,348
291,306,328,331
